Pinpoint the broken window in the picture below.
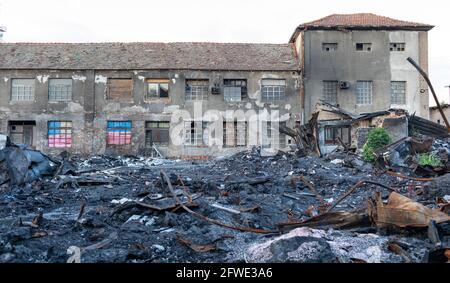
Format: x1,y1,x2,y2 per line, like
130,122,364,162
261,79,286,102
8,121,36,146
11,79,34,101
390,43,405,51
145,79,169,100
223,79,247,102
106,79,133,101
107,121,132,145
48,121,72,148
223,121,247,147
390,81,406,105
185,79,209,101
263,121,286,149
322,81,338,104
324,126,350,145
49,79,72,102
145,121,170,148
356,43,372,52
322,43,338,51
356,81,372,105
184,121,208,146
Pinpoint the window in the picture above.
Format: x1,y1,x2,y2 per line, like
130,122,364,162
146,79,169,100
223,79,247,102
11,79,34,101
107,79,133,101
390,43,405,51
324,126,350,145
223,121,247,147
356,81,372,105
145,121,170,147
356,43,372,52
185,79,209,101
322,81,338,104
9,121,36,146
107,121,132,145
48,121,72,148
322,43,338,51
263,121,286,149
184,121,208,146
49,79,72,102
261,79,286,101
391,81,406,105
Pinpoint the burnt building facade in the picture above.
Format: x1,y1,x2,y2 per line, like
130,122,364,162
0,14,433,157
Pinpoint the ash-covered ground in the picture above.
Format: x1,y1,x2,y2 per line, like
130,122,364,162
1,146,449,263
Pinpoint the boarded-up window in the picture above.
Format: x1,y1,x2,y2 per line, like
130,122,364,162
49,79,72,102
11,79,34,101
107,121,132,145
146,79,169,100
145,121,170,147
9,121,35,146
185,79,209,101
261,79,286,101
48,121,72,148
107,79,133,101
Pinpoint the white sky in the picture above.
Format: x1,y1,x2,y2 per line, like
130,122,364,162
0,0,449,105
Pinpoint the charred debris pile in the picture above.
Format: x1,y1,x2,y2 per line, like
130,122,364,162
1,127,450,263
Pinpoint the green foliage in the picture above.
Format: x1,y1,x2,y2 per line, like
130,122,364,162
362,128,392,163
417,153,442,167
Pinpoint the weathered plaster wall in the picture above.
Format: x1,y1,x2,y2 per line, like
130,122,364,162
302,29,429,120
0,69,301,158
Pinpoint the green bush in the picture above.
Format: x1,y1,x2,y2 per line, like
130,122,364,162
362,128,392,163
417,153,442,167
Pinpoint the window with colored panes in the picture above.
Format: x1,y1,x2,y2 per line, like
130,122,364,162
107,121,132,145
48,121,72,148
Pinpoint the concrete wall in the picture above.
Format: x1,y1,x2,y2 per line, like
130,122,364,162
0,69,301,158
430,107,450,126
302,29,429,120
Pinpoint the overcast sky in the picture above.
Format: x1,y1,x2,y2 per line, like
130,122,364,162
0,0,449,105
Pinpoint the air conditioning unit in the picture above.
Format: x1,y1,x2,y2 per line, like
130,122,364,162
339,81,350,89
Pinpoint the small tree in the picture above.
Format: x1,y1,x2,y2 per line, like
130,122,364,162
362,128,392,163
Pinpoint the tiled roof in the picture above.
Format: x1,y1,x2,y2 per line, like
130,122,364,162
290,13,433,41
0,42,299,71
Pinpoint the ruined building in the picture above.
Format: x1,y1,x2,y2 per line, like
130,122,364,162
0,14,433,158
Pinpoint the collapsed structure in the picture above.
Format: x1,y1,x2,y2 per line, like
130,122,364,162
0,13,434,158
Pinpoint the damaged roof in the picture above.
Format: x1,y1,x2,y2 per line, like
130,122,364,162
0,42,299,71
290,13,434,42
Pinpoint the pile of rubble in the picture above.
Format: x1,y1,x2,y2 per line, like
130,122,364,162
0,133,449,263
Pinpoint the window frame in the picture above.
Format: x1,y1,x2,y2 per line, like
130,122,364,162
145,79,170,100
356,81,373,106
322,81,338,104
223,79,247,102
48,78,73,102
11,79,35,102
185,79,209,101
261,79,286,102
184,121,209,146
223,121,247,147
324,125,351,145
106,121,132,145
390,43,406,52
145,121,170,147
390,81,407,105
322,43,338,52
355,43,372,52
48,120,72,148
